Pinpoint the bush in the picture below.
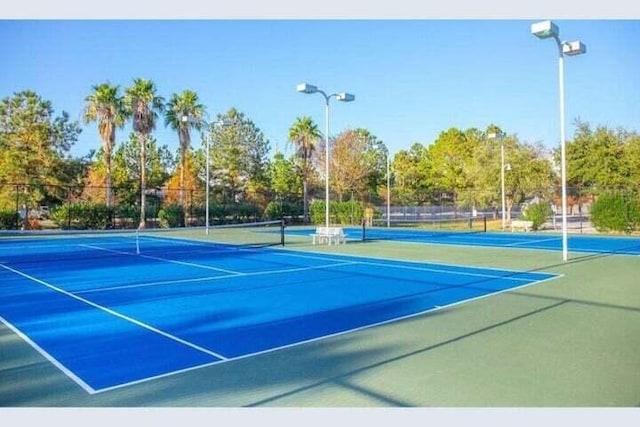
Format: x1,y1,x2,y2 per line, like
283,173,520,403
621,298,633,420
522,201,553,231
0,210,20,229
114,204,139,228
158,203,185,228
310,200,364,225
51,202,114,229
591,192,640,233
264,201,303,222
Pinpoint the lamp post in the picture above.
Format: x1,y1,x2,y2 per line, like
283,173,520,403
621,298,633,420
183,114,230,235
488,132,506,230
531,20,586,262
296,83,355,235
205,118,232,234
386,152,391,228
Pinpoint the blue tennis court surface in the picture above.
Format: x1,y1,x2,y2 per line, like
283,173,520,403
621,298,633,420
290,226,640,255
0,233,557,393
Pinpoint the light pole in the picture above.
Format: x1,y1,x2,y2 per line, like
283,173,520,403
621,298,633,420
488,132,506,230
184,114,230,235
204,123,211,234
531,20,586,262
386,152,391,228
296,83,355,234
205,118,232,234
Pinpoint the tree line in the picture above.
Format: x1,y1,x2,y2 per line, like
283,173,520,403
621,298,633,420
1,84,639,230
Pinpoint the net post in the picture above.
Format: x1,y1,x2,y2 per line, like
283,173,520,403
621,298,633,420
362,218,366,241
280,219,285,246
483,215,487,232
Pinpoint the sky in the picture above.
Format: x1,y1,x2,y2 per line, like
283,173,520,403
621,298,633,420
1,2,639,164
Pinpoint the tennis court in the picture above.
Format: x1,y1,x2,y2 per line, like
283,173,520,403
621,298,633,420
288,225,640,255
0,225,558,394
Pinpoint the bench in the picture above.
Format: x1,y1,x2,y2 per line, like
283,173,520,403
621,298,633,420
311,226,347,245
511,219,534,232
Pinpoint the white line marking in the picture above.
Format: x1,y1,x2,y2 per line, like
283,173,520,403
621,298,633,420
76,261,359,294
271,251,540,282
505,237,559,247
81,244,241,275
0,314,96,394
0,263,228,391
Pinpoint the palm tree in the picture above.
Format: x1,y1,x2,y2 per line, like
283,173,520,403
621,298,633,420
288,116,321,224
83,83,127,207
124,78,165,229
165,90,205,217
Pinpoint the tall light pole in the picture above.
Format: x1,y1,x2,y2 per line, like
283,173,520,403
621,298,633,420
204,122,211,234
386,152,391,228
206,118,232,234
184,114,230,235
531,20,586,262
296,83,355,234
488,132,506,230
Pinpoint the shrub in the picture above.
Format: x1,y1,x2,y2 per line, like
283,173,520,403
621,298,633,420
0,210,20,229
310,200,364,225
522,201,553,231
264,201,303,222
158,203,185,228
591,192,640,233
51,202,114,229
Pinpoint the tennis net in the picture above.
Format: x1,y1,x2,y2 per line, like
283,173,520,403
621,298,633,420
0,220,285,267
363,216,487,241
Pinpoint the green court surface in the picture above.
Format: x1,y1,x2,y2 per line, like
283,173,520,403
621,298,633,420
1,230,639,408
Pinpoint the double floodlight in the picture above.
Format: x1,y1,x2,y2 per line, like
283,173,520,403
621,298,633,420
297,82,355,102
531,20,587,57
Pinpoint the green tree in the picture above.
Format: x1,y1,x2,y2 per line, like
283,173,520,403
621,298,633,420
391,143,434,205
625,133,640,188
209,108,271,214
327,128,385,203
288,116,321,223
124,78,165,229
0,90,81,223
428,128,477,209
267,152,302,203
165,90,205,210
111,133,174,206
567,120,638,191
83,82,127,207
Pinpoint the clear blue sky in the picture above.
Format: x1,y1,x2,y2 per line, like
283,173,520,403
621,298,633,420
1,17,639,160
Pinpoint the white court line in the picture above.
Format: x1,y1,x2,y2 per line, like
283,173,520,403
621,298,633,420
504,237,560,247
76,261,360,294
81,244,241,275
271,251,541,282
0,314,95,394
0,263,229,394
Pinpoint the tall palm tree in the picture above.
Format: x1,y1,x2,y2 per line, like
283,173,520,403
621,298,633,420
165,90,205,215
288,116,321,224
83,83,127,207
124,78,165,229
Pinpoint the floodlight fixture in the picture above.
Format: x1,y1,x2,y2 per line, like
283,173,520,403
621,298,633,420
531,20,559,39
562,40,587,56
296,83,318,94
337,92,355,102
